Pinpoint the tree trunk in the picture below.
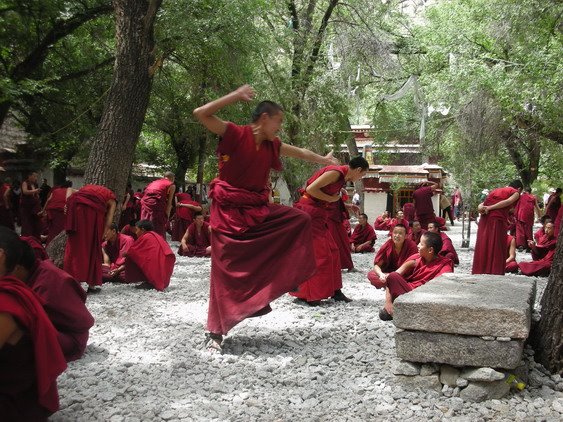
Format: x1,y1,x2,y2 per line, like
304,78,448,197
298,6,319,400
531,226,563,375
195,132,208,202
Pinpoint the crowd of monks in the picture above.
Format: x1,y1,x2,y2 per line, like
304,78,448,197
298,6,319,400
0,83,561,418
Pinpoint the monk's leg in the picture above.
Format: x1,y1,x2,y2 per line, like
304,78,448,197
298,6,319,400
386,272,414,301
367,270,386,289
505,261,519,273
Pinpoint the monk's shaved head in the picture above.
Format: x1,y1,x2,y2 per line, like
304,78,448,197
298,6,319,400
164,171,175,180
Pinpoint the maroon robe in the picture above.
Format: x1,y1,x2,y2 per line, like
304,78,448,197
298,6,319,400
102,233,135,282
555,206,562,235
20,181,42,238
45,187,68,245
413,185,436,229
0,276,67,418
387,254,454,300
328,201,354,270
402,202,415,223
408,229,426,245
374,215,391,230
530,233,557,261
171,193,201,241
0,182,14,230
140,178,173,238
388,217,410,236
472,186,519,275
368,238,418,288
519,249,555,277
515,192,537,248
438,232,459,265
178,221,211,257
350,223,377,252
208,123,315,334
545,192,561,222
25,259,94,362
20,236,48,260
120,224,138,240
63,185,115,287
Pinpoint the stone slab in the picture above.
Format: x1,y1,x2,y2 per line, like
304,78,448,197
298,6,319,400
393,273,536,338
395,330,524,369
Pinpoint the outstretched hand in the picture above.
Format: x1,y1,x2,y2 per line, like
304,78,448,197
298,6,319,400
325,150,340,165
236,84,255,102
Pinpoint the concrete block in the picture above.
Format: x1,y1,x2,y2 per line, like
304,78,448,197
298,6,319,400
393,273,536,338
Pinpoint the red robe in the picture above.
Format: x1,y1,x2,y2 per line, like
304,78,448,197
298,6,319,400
63,185,115,287
140,178,173,238
408,229,426,245
25,259,94,362
120,224,138,240
388,217,411,236
505,235,519,273
102,234,135,282
171,193,201,241
0,182,14,230
472,186,519,275
20,181,42,238
367,238,418,288
402,202,415,223
45,187,69,245
208,123,315,334
178,221,211,257
20,236,48,260
555,205,563,236
350,223,377,252
545,192,561,222
387,254,454,300
413,185,436,229
374,215,390,230
515,192,537,248
530,233,557,261
519,249,555,277
125,231,175,291
0,276,67,417
438,232,459,265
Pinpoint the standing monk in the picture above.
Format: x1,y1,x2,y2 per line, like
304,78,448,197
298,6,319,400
42,180,75,245
194,84,333,351
472,180,522,275
19,171,42,238
171,192,202,241
179,213,211,257
427,221,459,265
515,187,541,250
63,184,116,294
140,173,176,238
0,178,14,229
402,202,415,225
291,158,368,305
413,181,438,229
545,188,561,222
350,213,377,253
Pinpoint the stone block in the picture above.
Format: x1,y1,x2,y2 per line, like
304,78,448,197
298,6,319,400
395,330,524,369
440,365,461,386
393,361,420,376
393,375,442,392
420,363,439,376
393,273,536,338
460,380,511,402
460,367,505,382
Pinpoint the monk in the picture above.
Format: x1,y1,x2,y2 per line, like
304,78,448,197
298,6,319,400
194,84,335,351
545,187,561,222
140,173,176,238
327,188,358,271
505,235,519,273
472,180,522,275
41,180,75,245
179,213,211,257
402,202,415,224
374,210,391,230
534,216,552,243
0,227,67,420
19,171,42,238
388,210,410,236
427,221,459,265
412,181,438,229
171,192,202,242
515,188,541,249
519,222,557,276
379,231,454,321
63,184,116,294
407,220,426,245
367,224,417,289
350,213,377,253
13,240,94,362
118,183,136,230
102,223,135,283
291,157,368,305
124,220,175,291
0,178,14,229
121,219,138,240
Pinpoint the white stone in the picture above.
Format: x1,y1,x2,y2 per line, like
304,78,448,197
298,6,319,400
461,367,505,382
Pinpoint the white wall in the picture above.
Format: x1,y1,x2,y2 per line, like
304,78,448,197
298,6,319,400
364,192,388,223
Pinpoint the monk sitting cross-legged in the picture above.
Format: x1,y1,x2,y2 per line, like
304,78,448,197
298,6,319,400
102,223,135,283
427,221,459,265
350,213,377,253
179,212,211,257
519,222,557,277
373,210,391,231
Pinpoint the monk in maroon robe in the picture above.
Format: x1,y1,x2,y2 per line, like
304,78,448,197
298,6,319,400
13,240,94,362
379,231,454,320
63,184,116,293
124,220,175,291
194,85,337,351
140,173,176,238
402,202,415,224
102,223,135,283
407,220,426,245
0,180,14,230
118,183,136,230
19,171,42,238
179,213,211,257
20,235,48,260
413,181,438,229
374,210,391,230
121,220,138,240
545,188,561,222
368,224,417,288
388,210,410,236
42,180,74,245
350,213,377,253
515,188,541,249
505,235,519,273
472,180,522,275
171,192,202,241
0,227,67,420
427,221,459,265
519,222,556,276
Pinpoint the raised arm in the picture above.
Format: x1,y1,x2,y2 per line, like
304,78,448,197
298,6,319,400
193,85,255,136
484,192,520,212
305,171,341,203
280,144,339,166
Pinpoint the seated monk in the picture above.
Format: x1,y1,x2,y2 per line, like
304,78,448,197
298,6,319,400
102,223,135,283
20,235,48,260
379,231,454,321
368,224,417,288
407,221,426,245
427,221,459,265
350,213,377,253
120,219,138,240
534,216,552,243
519,222,557,277
388,210,410,236
505,235,519,273
13,240,95,362
178,212,211,257
125,220,175,291
0,227,67,420
374,210,391,230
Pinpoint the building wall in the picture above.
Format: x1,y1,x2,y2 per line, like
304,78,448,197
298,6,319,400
364,192,388,223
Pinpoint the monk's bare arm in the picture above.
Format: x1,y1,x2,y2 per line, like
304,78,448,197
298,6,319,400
166,185,176,218
0,313,22,349
193,85,255,136
306,171,341,203
105,200,117,232
506,239,516,263
102,248,111,265
181,203,203,212
40,192,53,214
122,193,130,209
3,188,10,208
484,192,520,212
22,182,39,195
181,228,190,251
395,259,417,276
66,188,77,200
280,144,339,166
373,260,387,279
534,200,542,219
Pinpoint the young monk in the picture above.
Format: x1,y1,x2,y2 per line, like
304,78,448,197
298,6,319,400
194,84,335,351
388,210,410,236
102,223,135,283
171,192,202,242
412,181,438,229
140,172,176,238
374,210,391,230
0,227,67,420
63,184,116,294
350,213,377,253
407,220,425,245
518,222,557,277
472,180,522,275
379,231,454,321
367,224,418,289
19,171,42,238
291,157,368,305
515,188,541,249
124,220,175,291
13,240,94,362
41,180,75,245
427,221,459,265
179,212,211,257
505,235,519,273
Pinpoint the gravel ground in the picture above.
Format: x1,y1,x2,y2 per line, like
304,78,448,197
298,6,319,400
52,221,563,421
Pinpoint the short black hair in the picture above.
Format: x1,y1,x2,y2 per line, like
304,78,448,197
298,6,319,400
393,223,407,233
359,213,368,220
427,221,440,231
556,188,562,194
251,101,283,123
540,215,552,225
349,156,369,171
524,187,532,193
136,219,153,231
129,219,138,227
0,227,23,273
194,212,204,218
61,180,73,188
17,240,37,271
509,179,523,190
422,231,442,254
